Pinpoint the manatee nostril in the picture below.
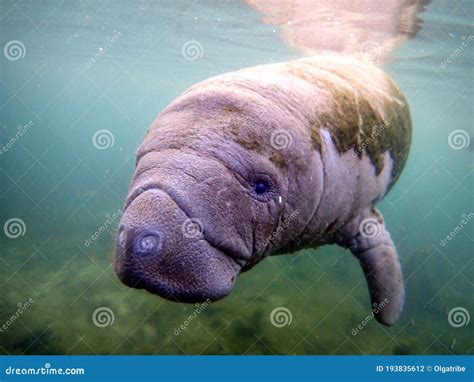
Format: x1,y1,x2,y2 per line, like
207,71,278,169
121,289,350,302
134,230,163,255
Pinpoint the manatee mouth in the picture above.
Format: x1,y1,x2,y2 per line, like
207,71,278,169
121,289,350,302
117,240,241,303
115,186,245,303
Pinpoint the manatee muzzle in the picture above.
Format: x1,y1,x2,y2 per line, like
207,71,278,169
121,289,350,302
115,188,242,302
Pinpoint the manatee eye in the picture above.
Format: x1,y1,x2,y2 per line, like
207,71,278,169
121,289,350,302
251,175,275,201
254,179,270,195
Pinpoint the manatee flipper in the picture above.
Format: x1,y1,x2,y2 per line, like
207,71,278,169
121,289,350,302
337,208,404,326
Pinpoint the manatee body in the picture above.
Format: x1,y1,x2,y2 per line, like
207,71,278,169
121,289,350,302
115,56,412,325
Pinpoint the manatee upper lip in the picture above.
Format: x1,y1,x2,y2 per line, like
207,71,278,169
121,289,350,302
124,182,164,210
124,183,249,267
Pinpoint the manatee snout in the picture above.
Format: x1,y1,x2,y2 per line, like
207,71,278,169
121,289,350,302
115,156,249,303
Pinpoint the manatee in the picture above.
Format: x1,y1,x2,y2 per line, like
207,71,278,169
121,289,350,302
115,55,411,326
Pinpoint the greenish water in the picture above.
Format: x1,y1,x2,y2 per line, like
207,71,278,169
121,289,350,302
0,0,472,355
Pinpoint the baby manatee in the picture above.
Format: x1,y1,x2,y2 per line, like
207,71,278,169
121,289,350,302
115,56,411,326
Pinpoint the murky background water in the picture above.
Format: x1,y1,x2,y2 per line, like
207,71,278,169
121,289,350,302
0,0,472,355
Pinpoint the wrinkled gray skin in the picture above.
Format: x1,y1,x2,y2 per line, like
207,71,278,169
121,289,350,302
115,56,411,326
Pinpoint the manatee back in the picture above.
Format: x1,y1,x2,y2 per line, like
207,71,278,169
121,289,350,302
169,56,411,188
275,56,412,187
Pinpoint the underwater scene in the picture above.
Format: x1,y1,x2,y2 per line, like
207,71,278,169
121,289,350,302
0,0,473,355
